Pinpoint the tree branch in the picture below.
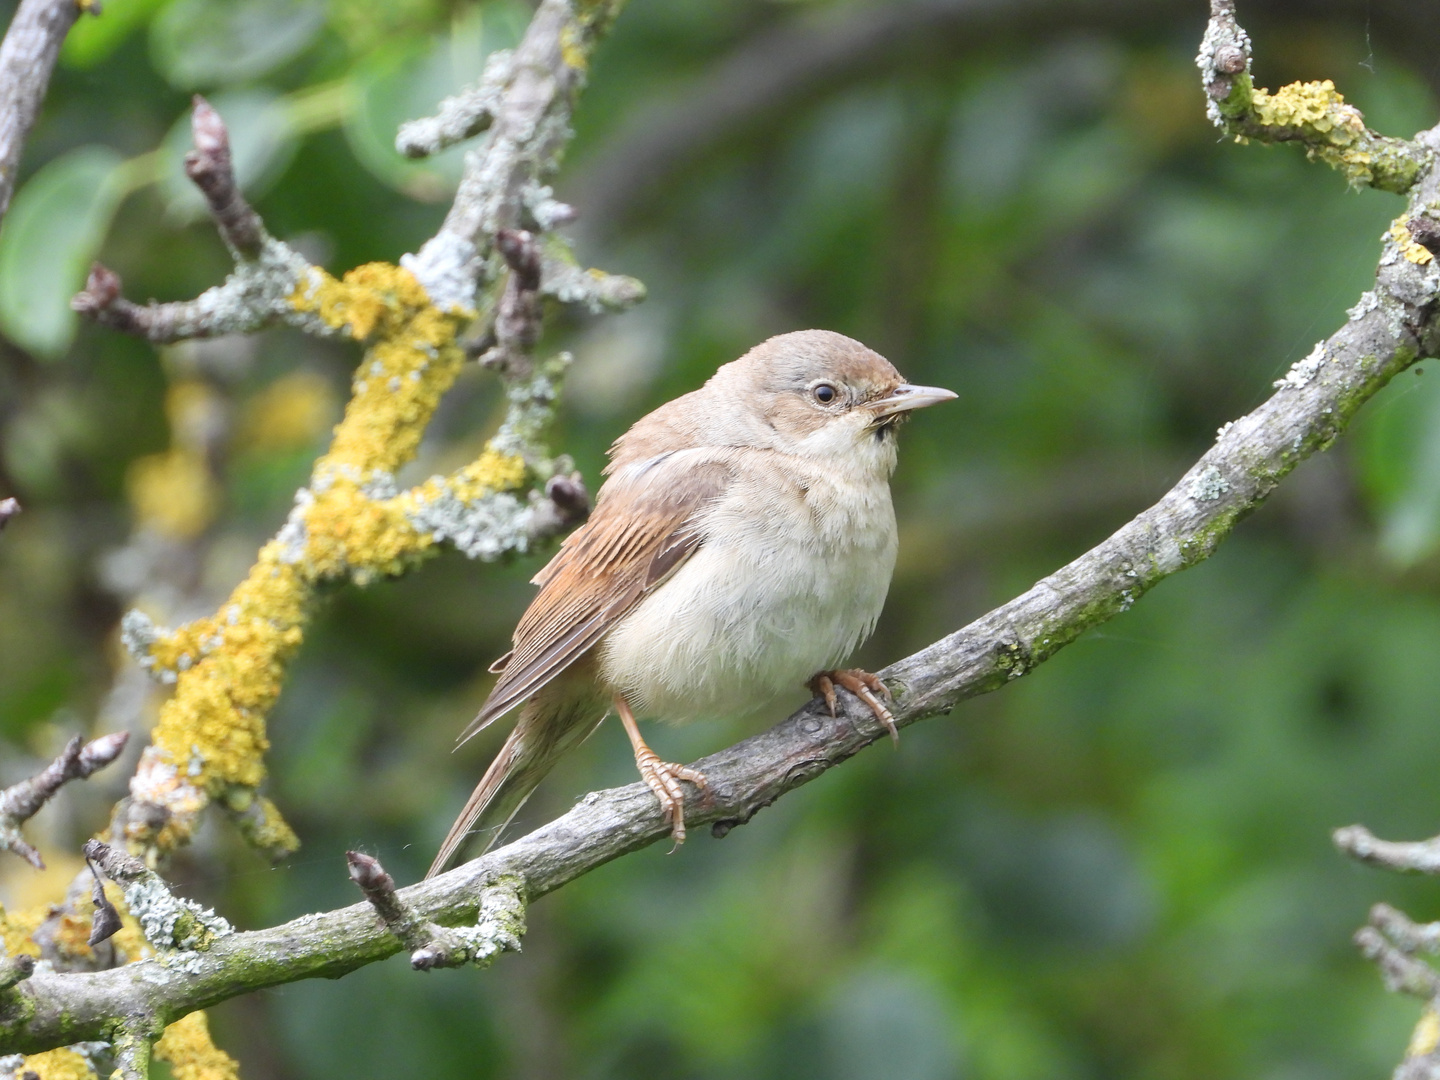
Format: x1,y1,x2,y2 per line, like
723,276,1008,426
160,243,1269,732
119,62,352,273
1198,0,1431,192
0,734,128,869
0,0,88,225
8,125,1439,1040
69,96,331,345
14,0,1440,1062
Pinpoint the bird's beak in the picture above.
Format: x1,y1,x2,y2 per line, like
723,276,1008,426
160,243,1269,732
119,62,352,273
867,383,958,419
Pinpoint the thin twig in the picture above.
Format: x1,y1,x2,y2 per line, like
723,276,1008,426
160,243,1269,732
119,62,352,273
183,96,264,257
70,104,326,344
1335,824,1440,874
0,733,128,869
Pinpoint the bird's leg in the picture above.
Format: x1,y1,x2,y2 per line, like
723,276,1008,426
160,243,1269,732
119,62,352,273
808,669,898,746
614,694,709,847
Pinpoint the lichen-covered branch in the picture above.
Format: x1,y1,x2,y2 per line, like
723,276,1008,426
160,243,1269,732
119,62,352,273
1350,903,1440,1080
1337,826,1440,1078
0,0,90,224
58,0,635,875
9,109,1440,1041
1334,824,1440,874
69,97,335,345
396,48,513,160
347,852,524,971
401,0,628,310
1197,0,1430,193
0,734,128,869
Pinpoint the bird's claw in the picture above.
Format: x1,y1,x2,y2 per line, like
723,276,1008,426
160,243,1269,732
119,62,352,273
809,668,898,745
634,748,709,847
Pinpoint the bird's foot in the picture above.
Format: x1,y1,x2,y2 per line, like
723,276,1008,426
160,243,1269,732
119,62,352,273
633,746,709,847
809,668,898,745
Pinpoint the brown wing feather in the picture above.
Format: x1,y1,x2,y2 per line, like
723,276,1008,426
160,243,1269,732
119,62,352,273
457,456,732,744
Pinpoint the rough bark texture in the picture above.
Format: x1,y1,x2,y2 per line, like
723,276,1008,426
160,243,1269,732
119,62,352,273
0,0,82,224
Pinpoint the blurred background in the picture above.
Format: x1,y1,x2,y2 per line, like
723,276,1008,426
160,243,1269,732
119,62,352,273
3,0,1440,1076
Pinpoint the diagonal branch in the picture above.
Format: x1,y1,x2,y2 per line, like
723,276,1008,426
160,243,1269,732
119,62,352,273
0,0,90,225
7,138,1440,1042
0,734,128,869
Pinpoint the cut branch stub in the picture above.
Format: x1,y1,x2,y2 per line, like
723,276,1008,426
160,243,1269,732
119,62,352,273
348,851,526,971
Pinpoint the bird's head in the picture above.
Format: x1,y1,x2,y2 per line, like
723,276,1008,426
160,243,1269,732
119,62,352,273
607,329,955,475
738,330,956,467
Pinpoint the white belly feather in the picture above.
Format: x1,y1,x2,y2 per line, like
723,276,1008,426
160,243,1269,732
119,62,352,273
598,458,898,723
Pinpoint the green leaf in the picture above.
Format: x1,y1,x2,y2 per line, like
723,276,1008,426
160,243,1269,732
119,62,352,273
343,2,527,199
1355,368,1440,566
150,0,325,89
159,90,297,221
61,0,169,69
0,146,126,359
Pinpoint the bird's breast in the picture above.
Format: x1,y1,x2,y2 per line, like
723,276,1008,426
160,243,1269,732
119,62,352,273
597,460,898,723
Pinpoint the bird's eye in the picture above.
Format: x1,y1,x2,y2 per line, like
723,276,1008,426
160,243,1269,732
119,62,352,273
812,382,838,405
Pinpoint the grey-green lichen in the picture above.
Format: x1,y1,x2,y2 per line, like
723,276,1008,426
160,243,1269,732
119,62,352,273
122,873,232,958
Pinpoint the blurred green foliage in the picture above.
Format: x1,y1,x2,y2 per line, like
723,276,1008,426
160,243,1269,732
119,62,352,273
4,0,1440,1077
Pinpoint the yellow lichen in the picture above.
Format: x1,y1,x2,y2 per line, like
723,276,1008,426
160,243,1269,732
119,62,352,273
17,1047,94,1080
229,794,301,855
154,1010,240,1080
126,448,219,540
142,544,309,797
408,448,528,508
0,900,44,958
302,478,428,579
1410,1008,1440,1059
292,263,469,474
127,260,494,853
236,372,337,451
1251,80,1363,139
1390,217,1435,265
560,22,587,71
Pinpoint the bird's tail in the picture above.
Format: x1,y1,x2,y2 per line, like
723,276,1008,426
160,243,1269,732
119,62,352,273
427,680,606,878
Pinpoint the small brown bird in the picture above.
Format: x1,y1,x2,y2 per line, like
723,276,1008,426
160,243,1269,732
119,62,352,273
428,330,955,876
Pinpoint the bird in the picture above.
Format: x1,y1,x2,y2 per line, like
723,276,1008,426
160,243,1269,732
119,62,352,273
427,329,955,877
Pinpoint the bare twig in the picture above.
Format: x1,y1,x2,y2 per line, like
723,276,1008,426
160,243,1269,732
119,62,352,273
1356,925,1440,999
480,228,544,376
347,852,524,971
0,0,89,224
1334,824,1440,874
396,48,512,159
183,96,263,257
70,102,329,345
0,733,128,869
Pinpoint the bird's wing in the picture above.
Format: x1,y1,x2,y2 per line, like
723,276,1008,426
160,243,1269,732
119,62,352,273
457,455,733,743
